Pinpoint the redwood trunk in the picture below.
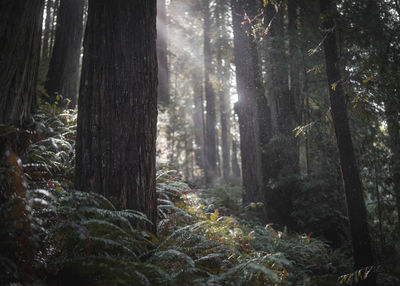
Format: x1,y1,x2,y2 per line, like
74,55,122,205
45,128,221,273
75,0,158,231
231,0,264,205
45,0,84,107
320,0,376,283
157,0,169,106
42,0,53,60
216,4,231,181
231,139,241,178
203,0,218,181
0,0,44,126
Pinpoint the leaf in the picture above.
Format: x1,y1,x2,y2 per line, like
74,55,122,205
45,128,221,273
246,263,280,282
210,209,219,222
149,249,195,267
331,81,338,91
362,76,373,84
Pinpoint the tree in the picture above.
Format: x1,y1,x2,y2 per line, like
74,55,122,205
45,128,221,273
215,0,232,181
203,0,218,182
0,0,44,126
231,0,264,206
320,0,376,283
157,0,170,106
261,1,300,227
45,0,84,107
42,0,53,60
75,0,158,231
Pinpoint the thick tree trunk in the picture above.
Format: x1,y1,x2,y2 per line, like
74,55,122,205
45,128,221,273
75,0,158,231
0,0,44,126
203,0,218,182
157,0,169,106
231,0,264,205
45,0,84,107
262,1,299,227
320,0,376,284
264,3,287,134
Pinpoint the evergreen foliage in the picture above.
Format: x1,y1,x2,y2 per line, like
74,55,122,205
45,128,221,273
1,106,358,285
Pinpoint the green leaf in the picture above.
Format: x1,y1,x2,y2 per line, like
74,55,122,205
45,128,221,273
362,76,373,84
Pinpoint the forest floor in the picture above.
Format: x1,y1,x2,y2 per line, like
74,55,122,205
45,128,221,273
0,105,363,285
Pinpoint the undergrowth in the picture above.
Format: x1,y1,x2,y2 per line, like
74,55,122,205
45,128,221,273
1,104,356,285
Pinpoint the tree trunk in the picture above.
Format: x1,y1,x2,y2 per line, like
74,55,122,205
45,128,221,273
288,0,300,123
49,0,60,56
364,0,400,225
42,0,53,60
45,0,84,107
264,3,287,134
192,69,205,171
231,139,241,178
385,95,400,224
203,0,218,182
262,0,302,228
0,0,44,126
157,0,169,106
231,0,264,205
216,3,231,182
320,0,376,283
75,0,158,231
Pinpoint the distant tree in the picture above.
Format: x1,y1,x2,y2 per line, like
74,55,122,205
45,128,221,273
231,0,264,207
320,0,376,283
157,0,170,106
42,0,53,60
215,0,232,181
75,0,158,231
261,1,300,227
49,0,60,57
0,0,44,126
231,139,241,178
45,0,84,107
203,0,218,182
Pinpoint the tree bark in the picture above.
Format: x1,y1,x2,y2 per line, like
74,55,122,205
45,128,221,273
203,0,218,182
45,0,84,107
0,0,44,126
75,0,158,231
231,0,264,205
157,0,169,106
320,0,376,283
